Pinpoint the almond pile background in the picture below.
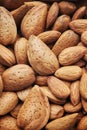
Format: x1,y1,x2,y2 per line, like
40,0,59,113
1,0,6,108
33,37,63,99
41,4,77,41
0,0,87,130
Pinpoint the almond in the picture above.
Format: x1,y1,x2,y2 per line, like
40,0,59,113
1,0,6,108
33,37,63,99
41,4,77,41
24,1,46,7
46,2,59,29
10,103,22,118
59,46,86,66
0,44,16,67
17,85,50,130
0,92,18,116
80,73,87,100
0,75,3,97
52,30,79,56
2,64,35,91
27,35,59,75
64,102,82,113
59,1,76,15
55,66,82,81
0,6,17,45
70,81,80,106
35,76,48,86
50,104,64,120
69,19,87,34
75,59,86,67
45,113,78,130
0,115,21,130
47,76,70,99
81,98,87,113
72,6,86,20
81,31,87,46
77,116,87,130
40,86,66,105
0,64,5,75
14,37,28,64
21,4,48,39
53,15,71,32
38,30,61,44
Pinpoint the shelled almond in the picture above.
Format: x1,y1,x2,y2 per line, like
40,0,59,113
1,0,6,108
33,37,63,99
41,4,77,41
0,0,87,130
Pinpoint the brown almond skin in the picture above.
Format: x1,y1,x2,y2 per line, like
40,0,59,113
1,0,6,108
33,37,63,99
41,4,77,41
17,85,50,130
81,98,87,112
72,6,86,20
69,19,87,34
27,35,59,75
2,64,35,91
0,6,17,45
53,15,71,33
58,46,86,66
64,102,82,113
0,64,5,75
55,66,82,81
14,38,28,64
75,59,86,67
59,1,76,15
0,44,16,67
10,103,22,118
46,2,59,29
38,31,61,44
47,76,70,99
11,4,33,27
70,81,80,106
77,116,87,130
0,115,21,130
45,113,79,130
0,92,18,116
0,75,3,97
52,30,79,56
40,86,66,105
21,4,48,39
50,104,64,120
81,31,87,46
17,87,32,102
35,76,48,86
80,73,87,100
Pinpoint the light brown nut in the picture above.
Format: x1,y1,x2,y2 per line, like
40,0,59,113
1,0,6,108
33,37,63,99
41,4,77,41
21,4,48,39
2,64,35,91
53,15,71,33
59,1,76,15
27,35,59,75
0,115,21,130
80,73,87,100
0,75,3,97
72,6,86,20
47,76,70,99
69,19,87,34
40,86,66,105
24,1,46,7
46,2,59,29
10,103,22,118
38,31,61,44
81,31,87,46
0,64,5,75
45,113,79,130
35,76,48,86
17,87,32,102
62,80,71,88
11,4,33,27
70,81,80,106
17,85,50,130
50,104,64,120
55,66,82,81
0,44,16,67
14,37,28,64
84,51,87,62
64,102,82,113
0,92,18,116
81,98,87,113
0,6,17,45
58,46,86,66
77,116,87,130
52,30,79,56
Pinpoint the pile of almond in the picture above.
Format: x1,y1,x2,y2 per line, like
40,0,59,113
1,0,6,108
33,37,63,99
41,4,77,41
0,0,87,130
